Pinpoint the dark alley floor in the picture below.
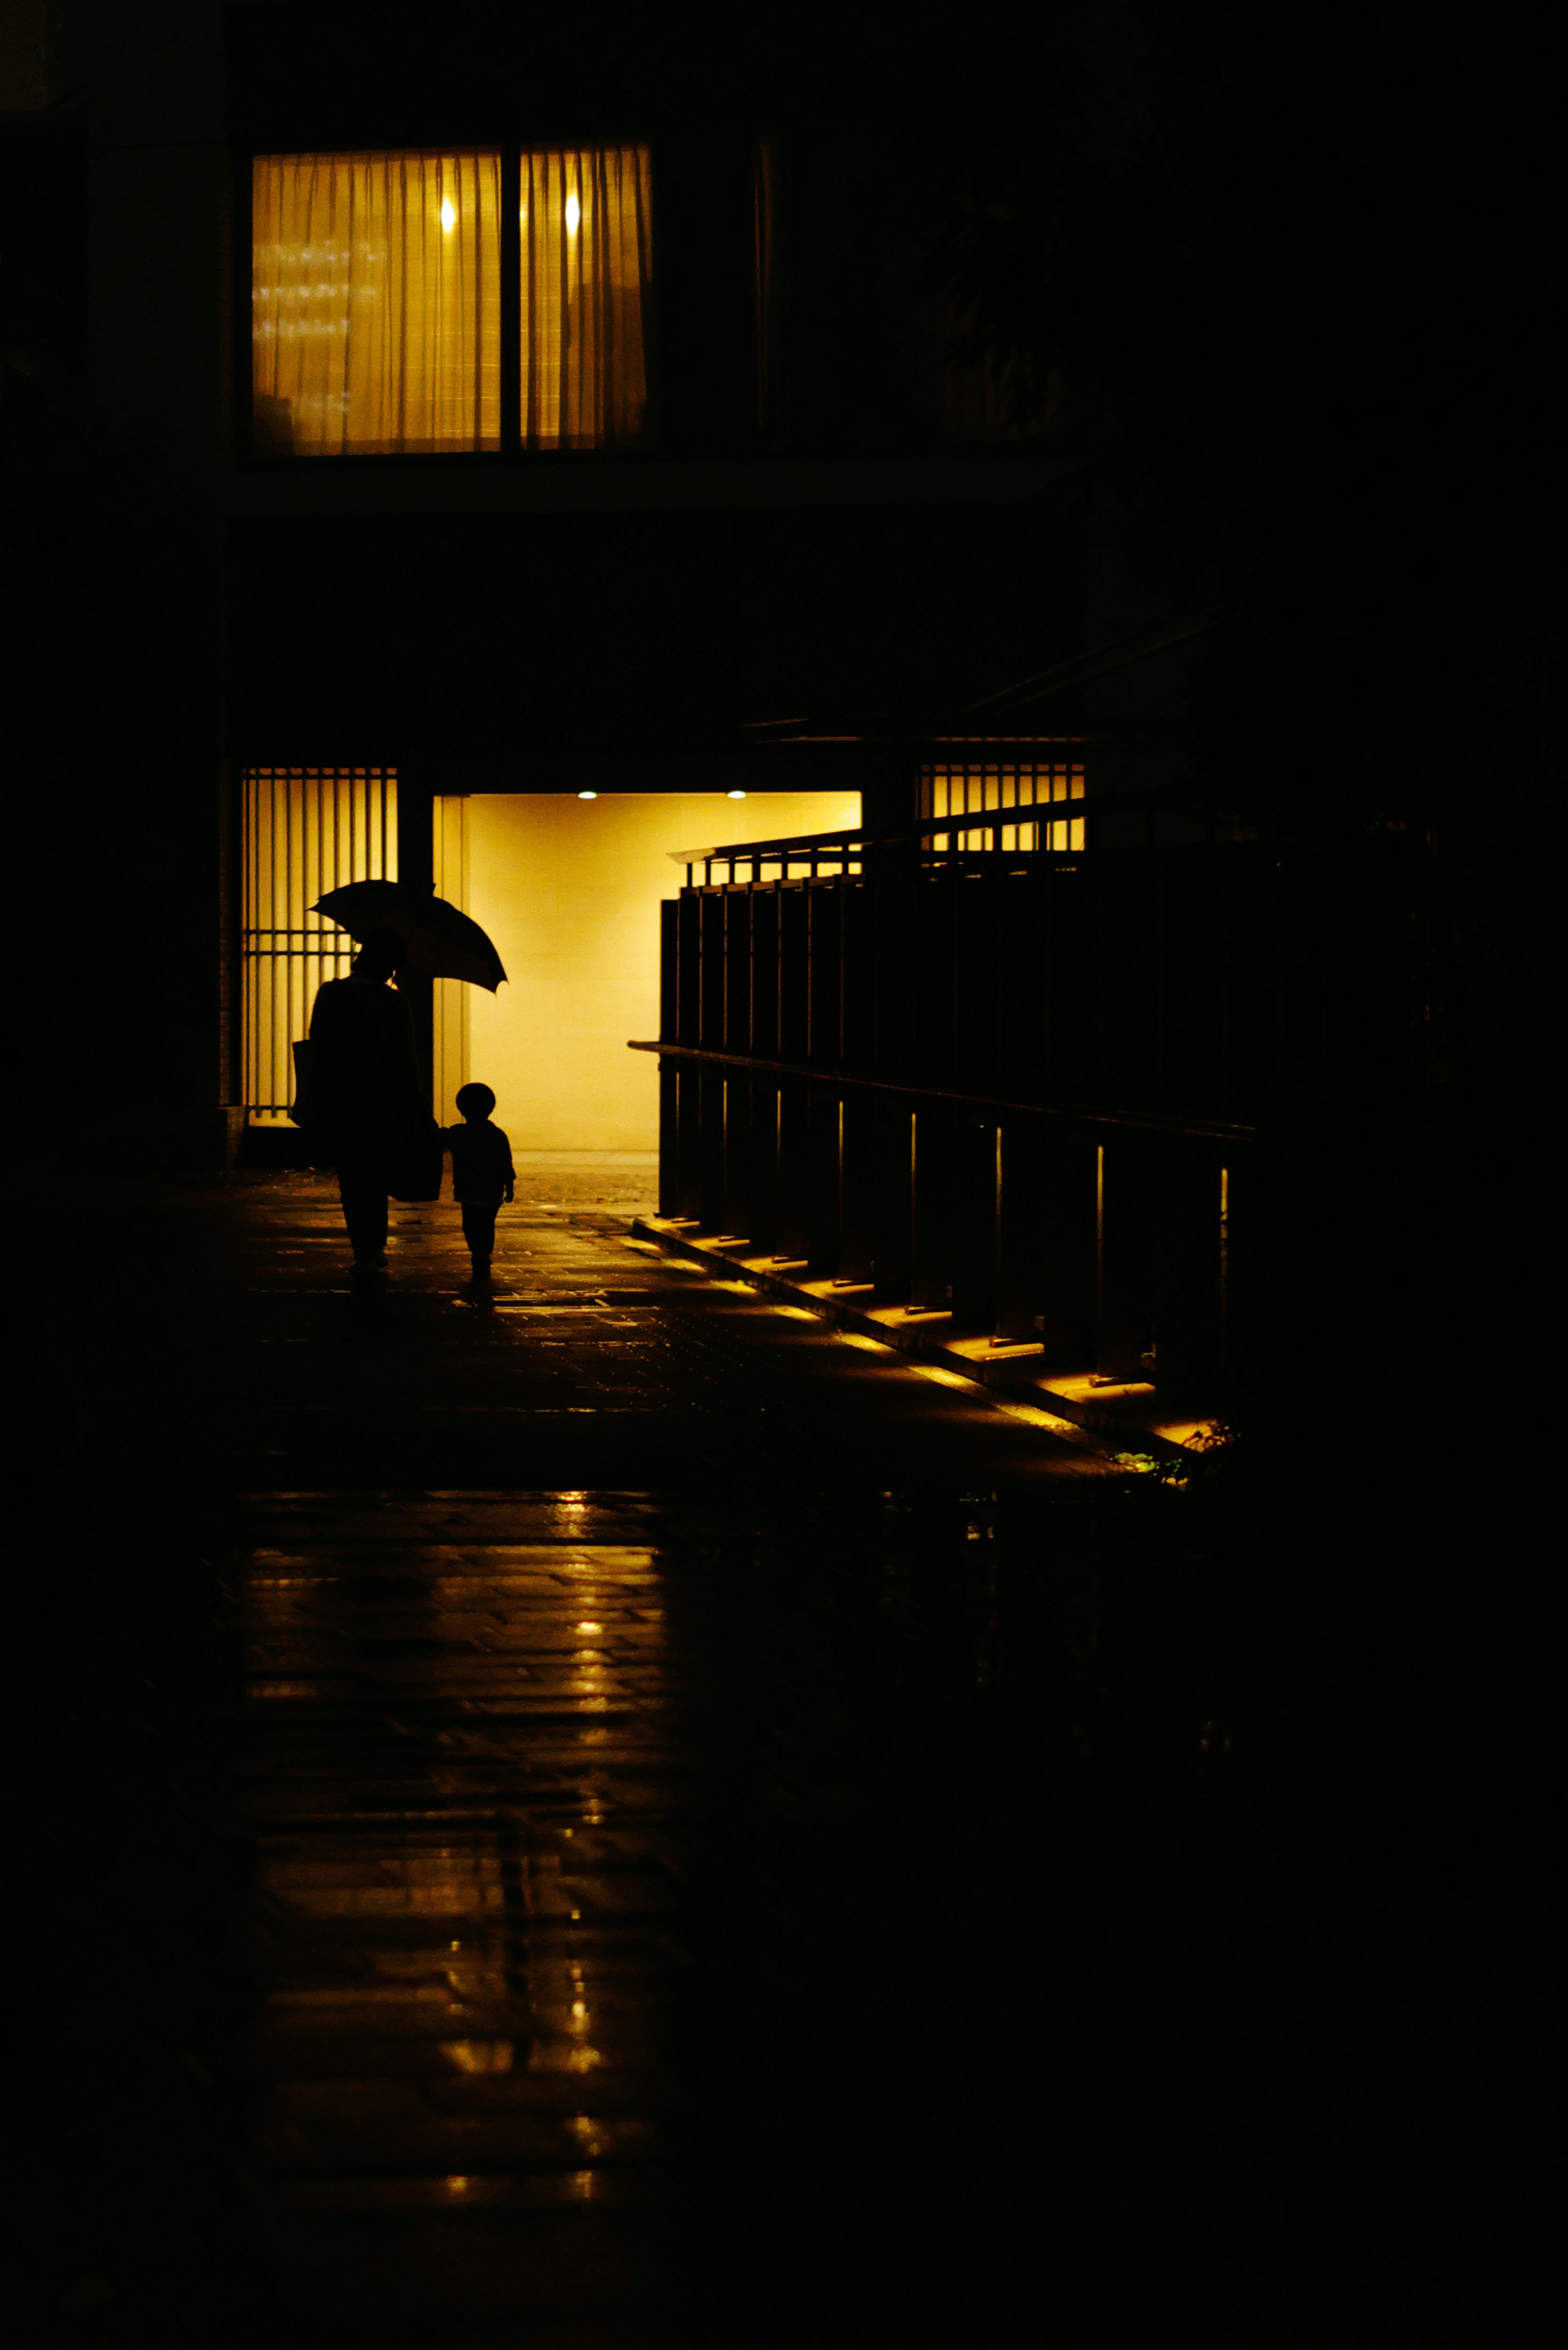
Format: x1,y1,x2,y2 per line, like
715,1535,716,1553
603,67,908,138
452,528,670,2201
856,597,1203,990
226,1164,1118,1494
224,1168,1122,2346
4,1164,1547,2350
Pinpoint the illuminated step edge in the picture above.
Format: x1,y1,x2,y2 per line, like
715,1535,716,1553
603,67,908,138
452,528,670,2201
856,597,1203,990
633,1218,1220,1461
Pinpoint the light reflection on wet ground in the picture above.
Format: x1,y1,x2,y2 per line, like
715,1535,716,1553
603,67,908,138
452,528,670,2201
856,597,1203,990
222,1177,1132,2341
6,1166,1541,2347
239,1499,684,2339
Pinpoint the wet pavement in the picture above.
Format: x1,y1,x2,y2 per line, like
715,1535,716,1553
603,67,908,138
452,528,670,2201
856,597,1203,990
5,1165,1546,2348
225,1167,1116,1495
238,1490,683,2346
221,1169,1127,2345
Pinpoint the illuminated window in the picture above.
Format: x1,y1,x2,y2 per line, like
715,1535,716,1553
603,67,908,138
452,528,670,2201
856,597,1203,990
920,756,1085,854
252,154,501,454
252,145,653,457
520,147,652,449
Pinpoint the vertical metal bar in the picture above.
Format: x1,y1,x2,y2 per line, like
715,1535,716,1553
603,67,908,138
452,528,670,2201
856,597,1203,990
260,767,270,1113
458,794,469,1088
1219,1165,1229,1341
994,1121,1004,1332
267,767,275,1110
500,146,520,459
287,767,296,1108
242,770,251,1114
294,769,303,1114
242,770,249,1113
263,767,270,1110
658,1058,680,1215
272,767,281,1113
909,1110,918,1290
1096,1142,1105,1346
838,1096,845,1254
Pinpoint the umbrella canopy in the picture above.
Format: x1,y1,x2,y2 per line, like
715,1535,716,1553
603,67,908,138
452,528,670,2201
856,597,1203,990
314,880,507,991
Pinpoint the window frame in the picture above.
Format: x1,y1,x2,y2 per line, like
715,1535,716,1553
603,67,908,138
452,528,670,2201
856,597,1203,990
238,136,662,468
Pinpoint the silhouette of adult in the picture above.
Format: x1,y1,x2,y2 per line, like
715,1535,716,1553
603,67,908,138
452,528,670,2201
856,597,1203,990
308,924,423,1271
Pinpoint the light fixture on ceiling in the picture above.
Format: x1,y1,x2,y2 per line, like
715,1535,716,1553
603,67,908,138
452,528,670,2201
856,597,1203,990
727,789,747,799
440,198,457,232
578,790,597,800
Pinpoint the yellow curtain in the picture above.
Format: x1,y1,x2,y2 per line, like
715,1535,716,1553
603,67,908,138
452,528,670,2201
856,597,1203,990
252,152,500,455
520,147,652,449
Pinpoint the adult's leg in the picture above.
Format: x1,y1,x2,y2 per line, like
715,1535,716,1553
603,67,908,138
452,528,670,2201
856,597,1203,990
338,1144,389,1265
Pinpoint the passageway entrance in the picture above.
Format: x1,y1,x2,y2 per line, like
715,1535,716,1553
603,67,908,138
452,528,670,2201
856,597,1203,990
430,792,858,1148
240,782,857,1146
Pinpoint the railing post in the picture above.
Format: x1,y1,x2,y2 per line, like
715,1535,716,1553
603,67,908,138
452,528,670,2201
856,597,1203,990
778,885,808,1060
699,889,725,1049
997,871,1046,1101
698,1065,726,1232
675,1063,704,1220
873,865,915,1081
751,887,780,1064
1154,1144,1227,1402
1037,1128,1098,1368
1098,1132,1159,1382
1098,853,1163,1109
948,1111,998,1330
993,1118,1045,1344
840,877,873,1072
804,1084,840,1275
721,1075,751,1239
676,892,701,1046
909,1105,954,1310
839,1089,878,1284
724,888,752,1054
657,1057,681,1217
1045,860,1095,1101
913,867,957,1087
659,898,678,1045
869,1098,914,1304
1221,1154,1252,1416
953,871,1001,1095
807,881,842,1065
777,1075,811,1261
748,1077,781,1252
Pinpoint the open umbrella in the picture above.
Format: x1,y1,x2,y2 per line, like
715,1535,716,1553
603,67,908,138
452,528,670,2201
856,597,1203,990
313,880,507,991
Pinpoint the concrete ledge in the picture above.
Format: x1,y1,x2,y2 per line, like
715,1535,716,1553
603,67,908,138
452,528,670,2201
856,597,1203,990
631,1218,1220,1460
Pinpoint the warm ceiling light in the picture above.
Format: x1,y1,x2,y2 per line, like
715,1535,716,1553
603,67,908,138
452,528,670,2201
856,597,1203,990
578,790,597,799
727,789,747,799
565,191,580,234
440,198,457,232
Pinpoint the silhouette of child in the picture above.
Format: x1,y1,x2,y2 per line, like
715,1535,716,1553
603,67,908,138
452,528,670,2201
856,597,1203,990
445,1083,515,1289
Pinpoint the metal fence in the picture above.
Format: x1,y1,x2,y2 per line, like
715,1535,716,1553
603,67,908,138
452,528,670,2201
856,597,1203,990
241,767,398,1123
634,797,1285,1402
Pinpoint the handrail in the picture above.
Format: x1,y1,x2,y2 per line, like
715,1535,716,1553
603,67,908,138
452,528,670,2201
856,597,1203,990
667,791,1247,866
665,791,1256,885
627,1040,1256,1146
666,827,868,866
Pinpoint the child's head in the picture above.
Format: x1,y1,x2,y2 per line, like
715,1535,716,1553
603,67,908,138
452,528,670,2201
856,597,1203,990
455,1082,496,1123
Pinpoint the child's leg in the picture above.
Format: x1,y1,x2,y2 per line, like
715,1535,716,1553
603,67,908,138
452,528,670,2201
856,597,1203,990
461,1203,497,1274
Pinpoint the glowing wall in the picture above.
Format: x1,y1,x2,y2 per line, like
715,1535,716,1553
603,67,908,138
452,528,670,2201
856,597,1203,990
451,792,860,1150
